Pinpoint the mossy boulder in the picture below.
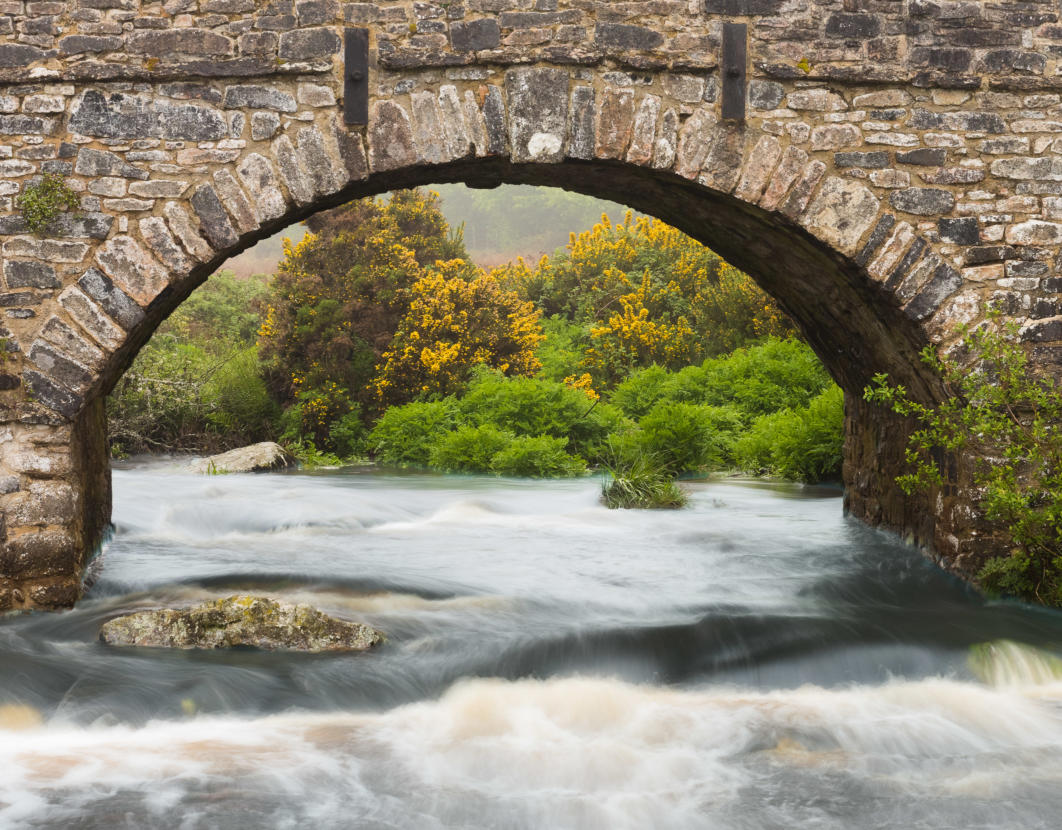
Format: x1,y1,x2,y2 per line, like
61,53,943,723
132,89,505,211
189,442,296,474
99,595,384,653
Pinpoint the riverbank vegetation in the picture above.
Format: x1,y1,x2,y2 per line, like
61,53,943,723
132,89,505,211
107,186,845,492
866,313,1062,606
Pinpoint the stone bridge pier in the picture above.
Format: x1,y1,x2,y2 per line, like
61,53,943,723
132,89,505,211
0,0,1060,609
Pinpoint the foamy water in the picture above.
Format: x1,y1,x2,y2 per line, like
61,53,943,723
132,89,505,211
2,464,1062,828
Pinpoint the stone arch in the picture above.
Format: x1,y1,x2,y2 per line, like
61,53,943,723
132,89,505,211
2,0,1061,609
0,64,986,611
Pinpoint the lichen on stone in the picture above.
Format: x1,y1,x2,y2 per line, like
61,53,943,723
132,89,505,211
99,595,384,653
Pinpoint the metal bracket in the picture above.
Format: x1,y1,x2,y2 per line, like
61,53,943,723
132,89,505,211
721,22,747,122
344,27,369,126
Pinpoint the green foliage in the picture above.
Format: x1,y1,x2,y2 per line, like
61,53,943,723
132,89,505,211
107,339,277,455
536,315,590,383
165,270,270,345
865,311,1062,605
600,448,687,510
489,435,587,478
734,385,844,483
429,424,514,473
367,399,461,466
627,401,742,474
17,173,79,235
610,365,672,418
457,369,627,463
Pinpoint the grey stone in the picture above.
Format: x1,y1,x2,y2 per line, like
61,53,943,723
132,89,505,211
889,188,956,216
566,86,595,160
296,125,344,197
95,237,170,307
506,67,569,163
801,176,881,255
652,108,679,170
236,153,287,222
189,442,296,474
626,94,660,166
57,286,124,352
825,13,881,39
40,317,104,371
675,107,715,180
748,80,785,110
896,148,947,166
905,264,962,321
5,260,58,290
410,90,448,164
278,27,341,61
59,35,123,55
223,85,297,112
594,23,664,51
834,152,889,169
77,268,145,330
139,216,193,274
938,217,979,245
163,203,214,263
251,111,281,141
99,595,383,653
190,185,239,250
272,134,314,206
461,90,490,157
369,100,418,172
451,18,500,52
0,115,57,136
483,85,507,156
28,341,93,393
22,371,81,419
70,92,227,141
128,180,188,199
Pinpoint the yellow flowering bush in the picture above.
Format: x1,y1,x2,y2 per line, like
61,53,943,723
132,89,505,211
372,259,544,404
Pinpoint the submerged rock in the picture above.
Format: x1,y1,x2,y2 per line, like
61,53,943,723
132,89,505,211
99,595,384,653
189,441,296,474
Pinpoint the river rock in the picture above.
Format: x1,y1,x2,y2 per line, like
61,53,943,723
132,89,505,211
99,595,384,652
189,441,296,474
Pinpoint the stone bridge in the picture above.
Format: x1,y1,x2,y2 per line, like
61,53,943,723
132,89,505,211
0,0,1059,610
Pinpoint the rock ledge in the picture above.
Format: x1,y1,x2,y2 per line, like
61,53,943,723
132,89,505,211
189,442,296,474
100,595,384,653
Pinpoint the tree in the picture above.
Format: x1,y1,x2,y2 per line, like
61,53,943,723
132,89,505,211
865,312,1062,605
259,189,466,416
372,259,544,405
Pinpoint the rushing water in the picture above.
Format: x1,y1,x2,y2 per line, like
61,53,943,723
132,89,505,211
3,463,1062,829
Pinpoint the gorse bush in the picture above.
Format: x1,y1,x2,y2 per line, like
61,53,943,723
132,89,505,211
865,312,1062,606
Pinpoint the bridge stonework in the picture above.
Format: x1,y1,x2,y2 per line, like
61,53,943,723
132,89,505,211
0,0,1059,609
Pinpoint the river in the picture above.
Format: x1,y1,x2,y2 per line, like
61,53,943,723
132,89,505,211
2,462,1062,829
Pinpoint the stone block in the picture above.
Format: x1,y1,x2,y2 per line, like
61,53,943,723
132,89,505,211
369,100,417,172
567,86,595,161
223,85,297,112
4,260,58,289
889,188,955,216
801,176,880,255
57,286,124,352
595,87,635,160
278,27,341,61
94,236,169,306
139,216,193,273
451,18,500,52
76,268,144,330
190,185,239,250
506,67,568,163
626,94,660,166
236,153,287,222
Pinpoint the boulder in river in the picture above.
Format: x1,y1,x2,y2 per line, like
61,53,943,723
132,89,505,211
189,442,296,474
99,595,384,653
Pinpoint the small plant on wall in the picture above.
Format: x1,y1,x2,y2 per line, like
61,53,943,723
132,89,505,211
17,173,79,235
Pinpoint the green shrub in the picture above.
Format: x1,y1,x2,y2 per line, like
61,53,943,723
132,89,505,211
328,410,367,458
204,347,278,436
630,401,740,474
457,370,624,461
734,385,844,482
601,451,687,509
536,315,590,383
489,435,587,477
610,365,672,418
693,338,832,417
429,424,513,472
18,173,79,235
367,399,462,466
